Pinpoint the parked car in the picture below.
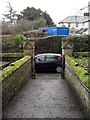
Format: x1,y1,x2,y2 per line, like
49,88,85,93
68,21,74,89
34,53,62,73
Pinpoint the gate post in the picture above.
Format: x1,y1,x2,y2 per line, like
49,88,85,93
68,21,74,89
23,36,35,79
61,37,73,79
61,55,65,79
61,37,73,56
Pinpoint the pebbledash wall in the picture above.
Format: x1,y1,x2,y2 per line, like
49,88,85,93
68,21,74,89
2,55,32,108
65,60,90,117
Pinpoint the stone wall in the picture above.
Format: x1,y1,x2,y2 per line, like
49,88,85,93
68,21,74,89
2,56,32,108
65,62,90,117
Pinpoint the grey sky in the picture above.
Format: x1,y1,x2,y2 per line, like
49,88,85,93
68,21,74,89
0,0,89,24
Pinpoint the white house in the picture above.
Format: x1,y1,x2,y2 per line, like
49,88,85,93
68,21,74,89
58,1,90,35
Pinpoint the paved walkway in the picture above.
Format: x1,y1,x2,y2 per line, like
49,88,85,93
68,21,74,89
3,73,84,118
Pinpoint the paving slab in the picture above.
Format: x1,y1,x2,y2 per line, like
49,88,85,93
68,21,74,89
2,73,84,118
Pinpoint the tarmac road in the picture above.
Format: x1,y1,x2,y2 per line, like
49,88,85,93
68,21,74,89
2,73,84,118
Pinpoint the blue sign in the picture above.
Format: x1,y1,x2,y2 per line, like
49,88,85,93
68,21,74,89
39,27,69,36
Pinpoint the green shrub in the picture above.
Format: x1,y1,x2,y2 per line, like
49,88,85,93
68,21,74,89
14,35,24,48
73,52,89,58
2,35,24,53
65,35,89,52
79,55,82,59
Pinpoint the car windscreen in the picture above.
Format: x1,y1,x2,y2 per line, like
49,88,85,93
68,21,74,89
35,55,45,62
45,55,55,61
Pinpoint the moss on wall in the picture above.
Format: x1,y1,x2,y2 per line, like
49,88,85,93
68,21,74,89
2,56,31,81
2,55,32,108
65,55,90,90
65,67,90,116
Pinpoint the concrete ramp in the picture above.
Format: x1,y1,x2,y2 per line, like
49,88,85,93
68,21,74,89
3,73,84,118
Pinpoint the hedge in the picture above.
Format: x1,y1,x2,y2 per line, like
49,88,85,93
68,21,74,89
1,35,24,53
0,53,24,58
73,52,89,58
35,36,62,55
64,35,89,52
65,55,90,90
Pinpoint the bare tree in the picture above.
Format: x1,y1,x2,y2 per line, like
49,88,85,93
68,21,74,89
3,2,17,26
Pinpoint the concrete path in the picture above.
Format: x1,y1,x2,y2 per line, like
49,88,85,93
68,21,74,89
3,73,84,118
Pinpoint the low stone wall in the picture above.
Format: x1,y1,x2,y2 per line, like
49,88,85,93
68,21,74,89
2,56,32,108
65,62,90,117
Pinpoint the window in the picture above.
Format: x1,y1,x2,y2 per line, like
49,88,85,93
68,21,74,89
36,55,45,62
55,56,61,60
46,55,55,61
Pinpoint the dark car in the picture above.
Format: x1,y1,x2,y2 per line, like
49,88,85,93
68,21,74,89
35,53,62,73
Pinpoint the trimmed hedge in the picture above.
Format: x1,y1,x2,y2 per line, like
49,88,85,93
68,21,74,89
65,55,90,90
73,52,89,58
0,53,24,58
1,55,31,81
35,36,62,55
64,35,89,52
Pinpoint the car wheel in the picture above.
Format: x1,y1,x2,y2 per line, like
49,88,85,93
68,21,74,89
56,66,62,73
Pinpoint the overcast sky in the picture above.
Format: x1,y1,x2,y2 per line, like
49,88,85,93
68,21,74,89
0,0,89,25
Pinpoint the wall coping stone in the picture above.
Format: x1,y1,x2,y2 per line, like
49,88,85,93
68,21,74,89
1,55,31,81
65,55,90,90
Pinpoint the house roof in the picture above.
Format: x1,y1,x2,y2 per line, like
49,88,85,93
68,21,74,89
58,16,90,24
